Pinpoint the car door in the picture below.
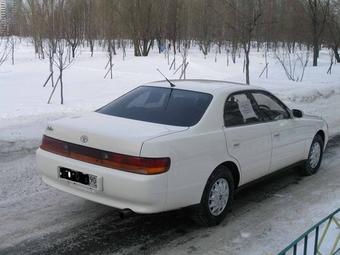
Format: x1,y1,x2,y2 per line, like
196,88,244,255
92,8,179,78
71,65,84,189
223,92,272,184
250,91,306,172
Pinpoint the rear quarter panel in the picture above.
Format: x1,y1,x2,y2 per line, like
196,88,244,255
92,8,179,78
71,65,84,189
140,128,233,211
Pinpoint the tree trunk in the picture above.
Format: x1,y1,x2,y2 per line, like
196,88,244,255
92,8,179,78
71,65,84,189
112,40,116,55
172,39,176,55
133,39,141,56
60,70,64,105
245,51,250,85
142,39,148,56
243,42,250,85
231,41,237,64
334,47,340,63
90,40,94,57
72,45,76,58
312,40,319,66
156,38,162,53
312,18,319,67
141,39,152,56
11,43,14,65
49,53,54,88
34,40,39,54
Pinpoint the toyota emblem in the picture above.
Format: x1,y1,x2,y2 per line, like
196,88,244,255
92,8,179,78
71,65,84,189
80,135,88,143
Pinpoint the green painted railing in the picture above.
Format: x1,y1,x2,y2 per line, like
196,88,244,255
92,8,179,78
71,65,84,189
278,208,340,255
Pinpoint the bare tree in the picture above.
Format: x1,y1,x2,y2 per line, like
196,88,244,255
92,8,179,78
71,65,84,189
84,0,97,57
46,0,74,105
39,0,58,89
259,43,269,78
99,0,119,79
64,0,84,58
173,42,189,79
11,0,340,90
326,0,340,63
104,40,115,79
275,48,310,82
166,0,180,55
0,37,9,67
225,0,264,84
9,36,15,65
48,40,74,104
195,0,214,58
118,0,157,56
302,0,330,66
26,0,45,59
43,40,56,89
327,49,334,74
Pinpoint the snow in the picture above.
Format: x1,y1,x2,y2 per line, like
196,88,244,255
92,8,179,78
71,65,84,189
0,40,339,254
0,40,340,134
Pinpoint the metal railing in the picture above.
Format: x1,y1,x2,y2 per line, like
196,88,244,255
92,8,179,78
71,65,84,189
278,208,340,255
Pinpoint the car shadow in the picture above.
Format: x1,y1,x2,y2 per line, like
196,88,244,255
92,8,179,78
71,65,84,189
3,134,340,255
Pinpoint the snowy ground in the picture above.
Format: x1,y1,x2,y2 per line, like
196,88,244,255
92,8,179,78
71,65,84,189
0,41,339,254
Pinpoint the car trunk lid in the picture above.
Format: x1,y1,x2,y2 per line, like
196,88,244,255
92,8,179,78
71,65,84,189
44,112,188,156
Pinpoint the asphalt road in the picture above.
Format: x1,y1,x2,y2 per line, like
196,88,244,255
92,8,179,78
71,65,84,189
1,135,340,255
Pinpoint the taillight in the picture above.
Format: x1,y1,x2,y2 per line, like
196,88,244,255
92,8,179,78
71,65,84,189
41,135,69,157
102,154,170,174
40,135,170,175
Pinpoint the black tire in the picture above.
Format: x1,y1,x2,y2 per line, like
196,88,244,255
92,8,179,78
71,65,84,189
301,134,324,176
193,166,234,227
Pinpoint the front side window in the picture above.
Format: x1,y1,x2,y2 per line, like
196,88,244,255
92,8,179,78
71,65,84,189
97,86,213,127
224,93,261,127
251,92,290,121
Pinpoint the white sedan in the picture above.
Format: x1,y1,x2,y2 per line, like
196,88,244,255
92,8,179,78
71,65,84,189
36,80,328,226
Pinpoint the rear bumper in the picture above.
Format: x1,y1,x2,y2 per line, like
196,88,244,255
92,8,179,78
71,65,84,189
36,149,168,213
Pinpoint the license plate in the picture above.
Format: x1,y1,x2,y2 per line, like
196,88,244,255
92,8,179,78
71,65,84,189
59,167,98,189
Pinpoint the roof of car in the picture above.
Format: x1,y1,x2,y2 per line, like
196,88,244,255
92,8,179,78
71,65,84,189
145,79,263,95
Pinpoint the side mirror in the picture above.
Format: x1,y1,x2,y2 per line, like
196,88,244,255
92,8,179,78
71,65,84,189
292,109,303,118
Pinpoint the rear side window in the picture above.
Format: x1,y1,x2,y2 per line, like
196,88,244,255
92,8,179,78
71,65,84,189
224,93,261,127
97,86,213,127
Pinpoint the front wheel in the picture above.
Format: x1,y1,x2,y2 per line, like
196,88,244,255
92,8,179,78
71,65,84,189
193,167,234,227
301,134,324,176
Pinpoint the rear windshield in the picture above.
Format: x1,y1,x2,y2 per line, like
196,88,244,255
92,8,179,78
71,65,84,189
97,86,213,127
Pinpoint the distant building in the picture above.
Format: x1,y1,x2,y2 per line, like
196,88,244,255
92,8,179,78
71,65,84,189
0,0,17,35
0,0,6,34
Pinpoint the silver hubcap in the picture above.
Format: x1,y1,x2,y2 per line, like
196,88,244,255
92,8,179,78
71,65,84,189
208,178,229,216
309,142,321,168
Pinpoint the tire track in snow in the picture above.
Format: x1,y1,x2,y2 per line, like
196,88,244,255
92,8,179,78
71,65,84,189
0,139,40,162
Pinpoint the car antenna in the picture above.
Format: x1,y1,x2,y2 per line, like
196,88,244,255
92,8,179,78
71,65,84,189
156,69,176,88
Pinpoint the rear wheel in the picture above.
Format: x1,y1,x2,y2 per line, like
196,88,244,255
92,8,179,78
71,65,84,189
301,134,324,176
193,166,234,227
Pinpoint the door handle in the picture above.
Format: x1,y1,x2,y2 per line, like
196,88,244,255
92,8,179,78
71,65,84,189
274,133,280,138
233,143,240,148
